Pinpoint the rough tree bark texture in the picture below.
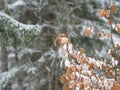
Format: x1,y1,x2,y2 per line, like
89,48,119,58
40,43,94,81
1,46,8,72
0,0,4,10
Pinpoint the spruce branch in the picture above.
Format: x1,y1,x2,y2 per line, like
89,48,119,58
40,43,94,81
0,12,42,45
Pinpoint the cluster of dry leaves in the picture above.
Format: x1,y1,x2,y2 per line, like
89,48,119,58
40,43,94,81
108,43,120,59
99,4,117,25
84,27,94,37
55,2,120,90
84,3,120,41
56,34,120,90
84,27,112,39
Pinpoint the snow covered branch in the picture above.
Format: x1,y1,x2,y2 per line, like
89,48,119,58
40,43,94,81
0,12,43,45
56,34,120,90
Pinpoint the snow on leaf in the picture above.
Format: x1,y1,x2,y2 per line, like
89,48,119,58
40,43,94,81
65,59,70,67
88,57,95,64
112,24,116,29
91,75,97,84
111,58,118,67
68,43,73,54
75,86,80,90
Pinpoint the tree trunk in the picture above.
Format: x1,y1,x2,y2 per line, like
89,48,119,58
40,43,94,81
1,46,8,72
13,42,18,63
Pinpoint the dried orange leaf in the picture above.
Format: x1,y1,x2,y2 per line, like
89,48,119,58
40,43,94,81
110,4,117,14
60,75,66,84
116,27,120,33
70,72,76,80
85,28,91,37
113,82,120,90
88,63,94,70
66,68,72,74
99,9,106,18
80,48,85,55
55,34,68,46
60,74,69,83
63,85,69,90
68,81,75,89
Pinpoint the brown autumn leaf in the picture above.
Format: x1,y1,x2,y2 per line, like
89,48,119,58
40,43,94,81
84,86,91,90
117,73,120,80
107,33,112,38
116,27,120,33
73,51,78,59
105,70,114,78
68,80,75,89
85,28,91,37
66,68,73,74
70,64,76,71
76,66,82,72
99,86,106,90
80,81,85,89
63,85,71,90
102,64,106,69
78,54,87,64
88,63,94,70
60,75,66,84
113,82,120,90
85,27,94,37
60,74,69,84
70,72,76,80
83,58,88,64
110,4,117,14
63,85,67,90
55,34,68,46
80,48,85,55
99,9,106,18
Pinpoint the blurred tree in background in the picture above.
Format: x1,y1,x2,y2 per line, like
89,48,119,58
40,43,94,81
0,0,120,90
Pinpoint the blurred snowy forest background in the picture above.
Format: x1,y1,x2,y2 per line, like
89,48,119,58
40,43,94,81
0,0,120,90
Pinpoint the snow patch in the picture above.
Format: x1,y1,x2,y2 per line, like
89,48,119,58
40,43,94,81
8,0,26,9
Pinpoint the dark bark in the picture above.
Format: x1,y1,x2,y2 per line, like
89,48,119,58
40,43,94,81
1,46,8,72
13,41,19,63
0,0,4,10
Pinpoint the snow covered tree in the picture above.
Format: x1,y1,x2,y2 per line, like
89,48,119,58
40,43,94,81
0,0,120,90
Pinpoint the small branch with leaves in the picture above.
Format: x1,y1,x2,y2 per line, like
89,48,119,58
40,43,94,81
56,2,120,90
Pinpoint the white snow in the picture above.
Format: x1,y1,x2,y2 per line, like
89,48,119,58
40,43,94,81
0,67,19,88
68,43,73,54
111,58,118,67
112,34,120,46
8,0,26,9
27,67,37,74
64,59,70,67
88,57,95,64
112,24,116,29
0,12,42,33
63,44,67,50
